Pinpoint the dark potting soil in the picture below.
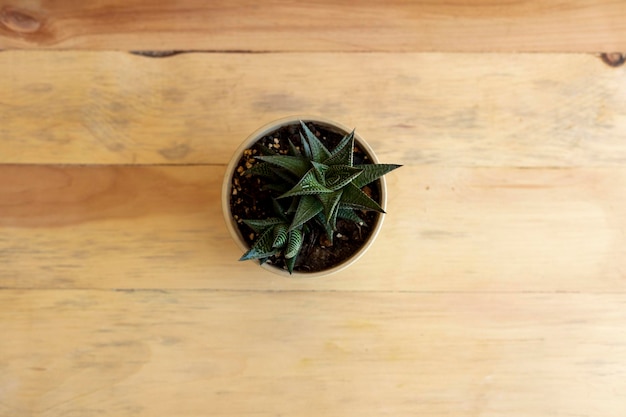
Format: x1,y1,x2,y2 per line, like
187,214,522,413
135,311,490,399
229,121,382,274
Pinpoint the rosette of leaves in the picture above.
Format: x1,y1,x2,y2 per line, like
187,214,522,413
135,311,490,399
240,121,401,274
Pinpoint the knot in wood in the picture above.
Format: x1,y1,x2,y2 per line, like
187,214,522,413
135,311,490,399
0,7,42,34
600,52,625,67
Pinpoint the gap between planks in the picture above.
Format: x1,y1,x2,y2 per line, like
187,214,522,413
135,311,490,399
3,287,626,295
1,0,626,52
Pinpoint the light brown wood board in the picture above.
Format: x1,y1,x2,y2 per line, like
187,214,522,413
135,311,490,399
0,51,625,166
0,164,624,292
2,12,626,415
0,1,625,52
2,290,625,416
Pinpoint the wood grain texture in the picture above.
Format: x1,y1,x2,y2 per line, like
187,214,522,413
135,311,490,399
1,4,625,413
1,164,624,291
1,290,625,416
1,51,626,166
0,1,625,51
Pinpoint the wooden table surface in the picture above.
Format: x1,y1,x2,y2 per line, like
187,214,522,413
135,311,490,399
2,2,626,416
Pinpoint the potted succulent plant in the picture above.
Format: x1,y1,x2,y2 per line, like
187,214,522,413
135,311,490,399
222,116,400,277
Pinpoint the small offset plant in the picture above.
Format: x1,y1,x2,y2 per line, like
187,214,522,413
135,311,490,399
240,121,401,274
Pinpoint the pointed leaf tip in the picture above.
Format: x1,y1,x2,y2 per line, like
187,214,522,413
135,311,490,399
324,130,355,167
340,183,385,213
299,121,330,162
278,169,334,199
351,164,402,188
285,229,303,259
239,228,277,261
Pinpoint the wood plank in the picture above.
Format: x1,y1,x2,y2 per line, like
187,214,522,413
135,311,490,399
1,164,624,292
1,289,625,416
1,51,626,166
0,1,625,52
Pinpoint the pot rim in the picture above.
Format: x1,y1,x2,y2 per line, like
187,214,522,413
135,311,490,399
221,115,387,278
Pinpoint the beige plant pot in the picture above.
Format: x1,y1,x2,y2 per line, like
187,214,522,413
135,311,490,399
222,115,388,278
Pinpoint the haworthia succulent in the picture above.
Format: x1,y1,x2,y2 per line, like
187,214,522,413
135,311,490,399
238,121,401,274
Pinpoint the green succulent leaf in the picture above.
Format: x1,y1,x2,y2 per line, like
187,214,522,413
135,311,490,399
285,254,297,274
289,195,323,231
337,208,366,225
315,212,335,242
311,161,329,183
323,130,355,167
340,183,385,213
244,161,276,178
285,228,303,259
317,190,343,225
300,121,331,162
351,164,402,188
279,169,334,198
288,139,301,157
324,165,363,191
239,228,278,261
272,223,288,248
299,132,312,159
278,168,302,186
247,160,298,186
286,196,299,214
242,217,283,234
255,155,309,178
